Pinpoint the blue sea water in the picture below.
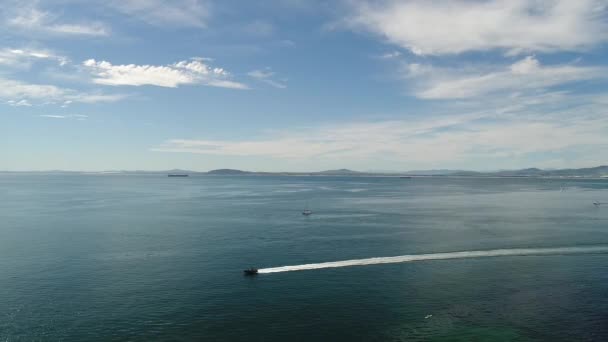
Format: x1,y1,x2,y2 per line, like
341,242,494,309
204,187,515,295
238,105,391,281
1,174,608,341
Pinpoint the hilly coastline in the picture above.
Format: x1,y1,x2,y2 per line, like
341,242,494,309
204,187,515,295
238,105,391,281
204,166,608,178
4,166,608,178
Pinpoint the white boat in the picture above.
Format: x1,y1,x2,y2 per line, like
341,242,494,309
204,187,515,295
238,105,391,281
302,201,313,215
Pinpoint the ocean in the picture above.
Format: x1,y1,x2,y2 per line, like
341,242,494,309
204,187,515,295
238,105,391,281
1,174,607,341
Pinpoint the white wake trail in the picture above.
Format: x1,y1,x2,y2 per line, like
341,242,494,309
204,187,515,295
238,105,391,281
258,246,608,274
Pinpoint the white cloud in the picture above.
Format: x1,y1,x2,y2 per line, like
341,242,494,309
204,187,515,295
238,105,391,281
40,114,66,118
0,77,126,105
0,78,66,100
344,0,608,55
510,56,540,74
404,56,607,99
151,93,608,169
67,93,127,104
8,6,109,37
376,51,401,59
7,99,32,107
0,48,68,67
248,68,287,89
151,116,608,169
40,114,88,120
83,58,248,89
106,0,209,27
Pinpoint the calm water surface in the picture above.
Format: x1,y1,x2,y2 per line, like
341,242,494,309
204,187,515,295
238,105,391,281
1,175,608,341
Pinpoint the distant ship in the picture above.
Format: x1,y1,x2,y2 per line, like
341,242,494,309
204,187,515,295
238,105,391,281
400,176,412,179
168,174,189,177
302,201,313,216
594,201,603,206
243,267,258,276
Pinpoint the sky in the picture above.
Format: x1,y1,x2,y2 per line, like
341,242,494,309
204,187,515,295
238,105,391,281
1,0,608,172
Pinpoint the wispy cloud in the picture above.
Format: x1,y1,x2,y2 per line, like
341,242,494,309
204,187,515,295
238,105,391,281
375,51,401,59
403,56,608,99
0,47,68,67
343,0,608,55
241,20,275,37
248,68,287,89
83,58,248,89
7,99,32,107
67,93,127,104
151,94,608,170
0,77,126,106
39,114,88,120
106,0,209,28
8,5,109,37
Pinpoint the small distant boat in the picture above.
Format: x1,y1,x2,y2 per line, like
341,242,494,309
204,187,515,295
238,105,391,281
243,267,258,276
400,176,412,179
302,201,313,216
168,174,189,177
594,201,603,206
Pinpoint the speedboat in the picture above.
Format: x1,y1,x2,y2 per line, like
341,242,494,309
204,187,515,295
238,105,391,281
243,267,258,276
302,209,312,216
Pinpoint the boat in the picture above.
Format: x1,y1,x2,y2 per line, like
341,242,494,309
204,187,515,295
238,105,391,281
168,174,189,177
400,176,412,179
243,267,258,276
302,201,313,216
594,201,602,206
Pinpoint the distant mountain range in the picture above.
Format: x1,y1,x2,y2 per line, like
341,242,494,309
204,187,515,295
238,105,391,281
3,166,608,178
204,166,608,177
446,166,608,178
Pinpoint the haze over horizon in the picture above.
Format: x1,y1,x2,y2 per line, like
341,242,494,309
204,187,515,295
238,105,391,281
4,165,608,176
2,0,608,172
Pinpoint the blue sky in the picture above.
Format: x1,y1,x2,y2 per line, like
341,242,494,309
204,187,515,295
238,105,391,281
2,0,608,172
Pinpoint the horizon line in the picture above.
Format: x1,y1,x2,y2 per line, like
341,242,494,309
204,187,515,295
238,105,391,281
1,165,607,175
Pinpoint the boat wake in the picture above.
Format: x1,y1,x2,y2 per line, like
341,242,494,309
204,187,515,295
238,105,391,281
257,246,608,274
